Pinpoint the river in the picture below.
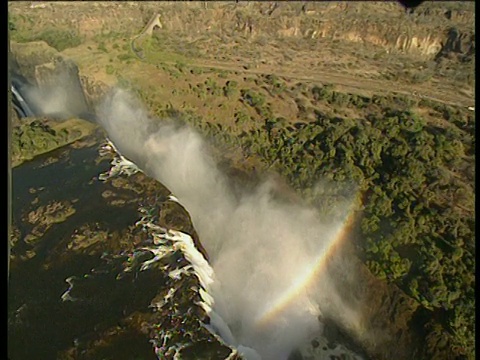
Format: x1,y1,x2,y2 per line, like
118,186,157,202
9,135,160,359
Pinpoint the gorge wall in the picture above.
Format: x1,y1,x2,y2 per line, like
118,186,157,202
10,2,475,62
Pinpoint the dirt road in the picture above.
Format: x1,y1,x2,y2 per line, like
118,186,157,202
163,57,474,109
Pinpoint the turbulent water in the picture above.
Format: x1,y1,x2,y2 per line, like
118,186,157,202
92,137,366,360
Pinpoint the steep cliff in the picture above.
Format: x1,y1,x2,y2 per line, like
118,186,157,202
134,2,473,61
9,2,474,69
10,41,92,119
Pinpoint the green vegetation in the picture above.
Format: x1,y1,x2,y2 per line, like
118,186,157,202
223,80,238,98
175,60,187,73
11,118,97,167
189,67,204,75
117,53,135,62
105,64,116,75
10,21,84,52
92,30,129,44
11,120,65,167
233,110,251,126
240,89,265,108
116,75,133,89
204,78,222,97
311,84,335,102
143,35,191,65
263,74,287,95
155,86,474,359
97,42,108,53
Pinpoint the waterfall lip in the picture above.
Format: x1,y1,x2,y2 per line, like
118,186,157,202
168,194,180,203
96,126,361,360
97,137,241,359
11,84,35,117
98,138,142,181
12,100,27,118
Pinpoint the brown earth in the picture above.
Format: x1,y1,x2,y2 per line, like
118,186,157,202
9,1,475,109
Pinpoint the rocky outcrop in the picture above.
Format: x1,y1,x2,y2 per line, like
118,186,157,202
353,264,421,359
435,27,475,62
79,75,110,114
149,2,473,61
157,198,210,262
10,41,60,85
34,56,91,118
11,117,98,167
10,41,92,119
314,241,421,360
25,200,77,246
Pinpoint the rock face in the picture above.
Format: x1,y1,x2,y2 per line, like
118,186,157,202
10,41,92,119
352,263,421,359
435,27,475,62
9,41,59,85
78,75,111,115
311,241,421,360
158,198,210,262
138,2,473,60
33,57,90,118
10,2,474,66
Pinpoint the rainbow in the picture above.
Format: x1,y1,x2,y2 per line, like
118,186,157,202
254,203,357,329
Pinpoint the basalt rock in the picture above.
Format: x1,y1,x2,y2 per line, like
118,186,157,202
10,41,59,86
158,198,210,262
435,27,475,62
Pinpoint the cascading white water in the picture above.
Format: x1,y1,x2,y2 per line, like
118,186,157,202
96,89,365,360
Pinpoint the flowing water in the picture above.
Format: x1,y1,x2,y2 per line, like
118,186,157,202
9,139,157,359
8,135,237,359
9,93,369,359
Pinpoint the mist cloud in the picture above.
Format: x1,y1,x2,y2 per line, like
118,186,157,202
18,62,90,119
97,88,362,359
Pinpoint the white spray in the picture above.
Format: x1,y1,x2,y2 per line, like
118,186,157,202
96,89,362,359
